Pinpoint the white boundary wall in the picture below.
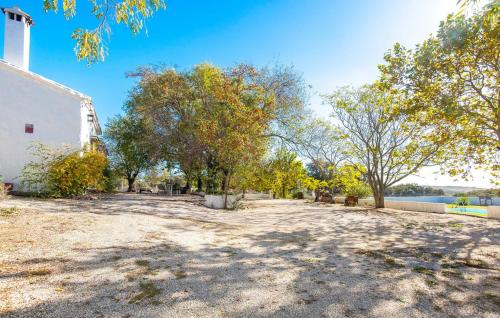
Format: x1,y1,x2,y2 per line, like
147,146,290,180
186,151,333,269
204,194,242,209
385,201,446,213
244,192,272,200
487,206,500,220
332,196,500,219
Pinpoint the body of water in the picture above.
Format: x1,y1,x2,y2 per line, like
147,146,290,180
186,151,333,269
385,196,500,206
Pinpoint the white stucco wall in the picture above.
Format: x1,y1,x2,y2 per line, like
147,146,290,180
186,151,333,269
487,206,500,220
80,102,95,147
0,62,90,188
204,194,243,209
385,201,446,214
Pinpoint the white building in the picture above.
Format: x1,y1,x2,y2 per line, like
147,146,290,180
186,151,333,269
0,6,101,189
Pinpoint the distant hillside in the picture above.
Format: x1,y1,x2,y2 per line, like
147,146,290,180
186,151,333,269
424,186,495,195
387,184,495,196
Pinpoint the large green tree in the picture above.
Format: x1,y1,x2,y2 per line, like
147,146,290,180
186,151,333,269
297,119,346,181
264,149,306,199
379,7,499,178
326,85,443,208
104,114,158,191
193,64,270,207
125,63,308,206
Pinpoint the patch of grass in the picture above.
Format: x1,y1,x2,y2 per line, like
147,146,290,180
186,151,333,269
413,265,435,276
135,260,150,267
355,249,382,258
384,256,403,267
448,223,464,229
25,268,53,276
223,250,238,257
174,270,187,279
482,292,500,307
416,253,432,262
128,280,160,304
446,204,483,209
125,264,158,281
0,207,21,216
356,249,403,267
404,223,417,229
441,261,460,269
431,252,444,259
125,272,140,281
110,255,121,261
463,258,489,269
298,296,317,305
304,257,321,264
425,279,439,288
441,269,464,279
432,303,443,312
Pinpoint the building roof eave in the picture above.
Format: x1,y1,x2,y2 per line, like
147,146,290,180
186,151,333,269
0,58,91,100
0,58,102,136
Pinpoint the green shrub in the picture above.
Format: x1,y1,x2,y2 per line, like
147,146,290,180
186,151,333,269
20,144,60,195
102,166,119,192
344,182,372,198
21,144,107,197
48,151,108,197
455,196,470,206
292,192,304,199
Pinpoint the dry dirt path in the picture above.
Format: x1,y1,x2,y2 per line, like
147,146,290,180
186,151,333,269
0,194,499,317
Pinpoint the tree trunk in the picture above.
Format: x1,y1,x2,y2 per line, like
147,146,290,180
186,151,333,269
197,176,203,192
314,189,320,202
206,177,215,194
127,177,136,192
223,171,231,209
372,184,385,208
374,192,385,208
206,156,216,194
221,168,229,192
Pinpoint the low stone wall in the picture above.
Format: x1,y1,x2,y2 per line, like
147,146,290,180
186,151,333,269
385,201,446,214
487,206,500,220
244,192,272,200
204,194,242,209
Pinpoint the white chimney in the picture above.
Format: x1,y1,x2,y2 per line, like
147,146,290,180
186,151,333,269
2,6,33,71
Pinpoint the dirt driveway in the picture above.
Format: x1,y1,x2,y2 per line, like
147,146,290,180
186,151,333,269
0,194,499,317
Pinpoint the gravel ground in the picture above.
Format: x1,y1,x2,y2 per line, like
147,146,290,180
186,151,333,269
0,194,499,318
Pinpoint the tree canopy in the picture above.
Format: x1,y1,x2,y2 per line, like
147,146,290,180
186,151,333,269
104,113,159,191
43,0,166,63
379,6,499,179
123,63,308,206
325,85,443,208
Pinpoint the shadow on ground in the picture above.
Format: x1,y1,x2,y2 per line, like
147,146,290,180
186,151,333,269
0,195,499,317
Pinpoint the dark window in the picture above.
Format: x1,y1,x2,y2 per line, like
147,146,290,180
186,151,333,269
25,124,34,134
8,12,14,20
16,14,22,22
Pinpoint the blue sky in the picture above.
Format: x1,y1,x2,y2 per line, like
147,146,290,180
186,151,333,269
4,0,493,187
1,0,457,121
